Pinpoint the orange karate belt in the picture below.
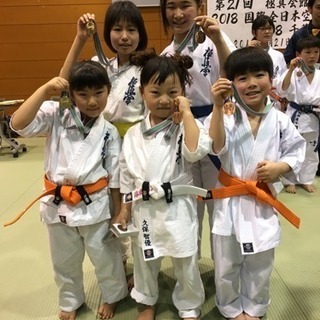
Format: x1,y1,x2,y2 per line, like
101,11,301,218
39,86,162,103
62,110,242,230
3,176,108,227
269,88,288,112
198,169,301,229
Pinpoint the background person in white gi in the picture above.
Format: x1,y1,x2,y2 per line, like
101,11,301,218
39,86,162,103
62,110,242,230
277,35,320,194
160,0,236,259
206,48,305,320
10,61,128,320
117,50,212,320
248,15,288,111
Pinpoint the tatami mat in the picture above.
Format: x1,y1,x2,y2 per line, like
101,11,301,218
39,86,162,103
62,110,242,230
0,137,319,319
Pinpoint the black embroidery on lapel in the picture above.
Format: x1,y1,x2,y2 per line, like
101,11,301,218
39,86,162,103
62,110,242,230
123,77,138,105
176,133,183,164
200,48,213,77
101,131,110,168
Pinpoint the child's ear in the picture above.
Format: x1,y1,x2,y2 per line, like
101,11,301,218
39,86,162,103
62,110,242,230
198,2,205,15
139,86,144,98
69,91,76,105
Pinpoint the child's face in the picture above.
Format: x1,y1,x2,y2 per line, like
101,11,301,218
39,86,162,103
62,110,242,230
297,47,320,67
141,74,183,125
72,86,109,118
165,0,201,40
233,71,272,112
110,20,140,60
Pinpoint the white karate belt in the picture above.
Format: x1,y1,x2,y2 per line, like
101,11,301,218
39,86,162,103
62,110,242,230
123,183,208,203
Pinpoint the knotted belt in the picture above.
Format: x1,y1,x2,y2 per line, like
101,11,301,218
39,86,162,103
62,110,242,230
198,169,301,229
290,101,320,151
123,181,208,204
4,176,108,227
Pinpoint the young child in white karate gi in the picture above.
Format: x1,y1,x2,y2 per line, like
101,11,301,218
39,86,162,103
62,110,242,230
160,0,236,258
277,35,320,193
206,47,305,320
116,50,212,320
10,60,128,320
59,0,149,280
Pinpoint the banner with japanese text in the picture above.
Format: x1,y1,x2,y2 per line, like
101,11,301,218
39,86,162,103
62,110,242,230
208,0,311,49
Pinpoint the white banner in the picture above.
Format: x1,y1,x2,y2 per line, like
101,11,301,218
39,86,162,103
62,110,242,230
208,0,311,49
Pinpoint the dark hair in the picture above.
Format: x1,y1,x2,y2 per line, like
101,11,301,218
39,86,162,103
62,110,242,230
224,47,274,81
308,0,316,7
103,1,148,53
160,0,202,34
296,34,320,52
69,60,111,92
252,15,275,33
130,48,193,93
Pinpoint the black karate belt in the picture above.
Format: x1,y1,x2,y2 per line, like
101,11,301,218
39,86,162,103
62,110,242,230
190,105,212,119
208,154,221,170
142,181,150,201
290,101,320,151
161,182,173,203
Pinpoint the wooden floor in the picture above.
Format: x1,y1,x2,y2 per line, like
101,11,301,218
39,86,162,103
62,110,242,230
0,137,319,320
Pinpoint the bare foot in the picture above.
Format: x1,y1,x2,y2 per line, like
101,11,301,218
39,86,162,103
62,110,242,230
244,313,260,320
59,310,77,320
301,184,315,193
228,312,246,320
285,185,296,194
98,302,117,319
137,304,155,320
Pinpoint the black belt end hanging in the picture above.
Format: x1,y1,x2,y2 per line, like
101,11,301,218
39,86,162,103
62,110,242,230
161,182,173,203
142,181,150,201
53,186,62,205
76,186,92,205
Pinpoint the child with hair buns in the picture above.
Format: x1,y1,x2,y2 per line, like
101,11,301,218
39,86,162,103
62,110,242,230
116,49,212,320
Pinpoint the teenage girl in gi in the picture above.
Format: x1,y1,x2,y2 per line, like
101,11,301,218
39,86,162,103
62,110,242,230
117,49,213,320
10,60,128,320
160,0,236,258
60,1,148,136
60,0,148,281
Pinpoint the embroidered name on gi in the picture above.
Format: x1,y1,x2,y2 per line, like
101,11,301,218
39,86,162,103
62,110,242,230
123,77,138,105
200,48,213,77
